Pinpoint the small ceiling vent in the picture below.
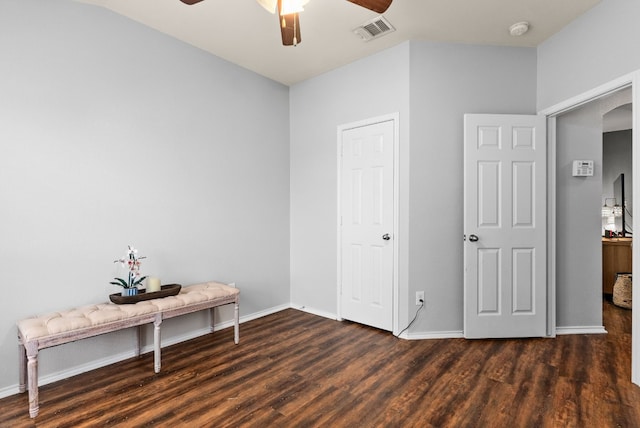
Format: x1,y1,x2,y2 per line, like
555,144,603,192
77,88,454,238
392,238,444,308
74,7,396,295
353,15,395,41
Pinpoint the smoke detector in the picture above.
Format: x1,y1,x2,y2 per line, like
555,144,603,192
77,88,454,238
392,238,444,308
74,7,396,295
353,15,395,41
509,21,529,36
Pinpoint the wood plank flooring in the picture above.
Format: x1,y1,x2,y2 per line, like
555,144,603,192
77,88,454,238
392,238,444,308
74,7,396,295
1,299,638,427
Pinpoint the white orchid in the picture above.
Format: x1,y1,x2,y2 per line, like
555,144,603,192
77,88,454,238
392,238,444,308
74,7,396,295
110,245,147,289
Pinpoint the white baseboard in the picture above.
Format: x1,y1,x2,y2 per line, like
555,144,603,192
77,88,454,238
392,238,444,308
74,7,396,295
290,303,339,321
404,327,608,339
556,325,608,335
406,327,608,339
0,385,17,400
289,305,465,340
289,305,466,339
237,303,290,325
403,330,465,340
0,348,141,400
0,304,291,400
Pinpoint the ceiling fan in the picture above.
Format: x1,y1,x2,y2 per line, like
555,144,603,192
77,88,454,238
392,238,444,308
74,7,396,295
178,0,393,46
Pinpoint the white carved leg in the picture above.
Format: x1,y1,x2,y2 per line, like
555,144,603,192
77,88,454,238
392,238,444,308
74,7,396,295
134,325,142,357
18,338,26,393
234,301,239,345
26,343,39,418
154,315,162,373
209,307,215,333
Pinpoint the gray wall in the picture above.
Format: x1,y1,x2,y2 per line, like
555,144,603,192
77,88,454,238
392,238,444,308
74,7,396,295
556,103,605,328
537,0,640,111
0,0,290,393
408,42,537,333
289,41,537,335
289,43,411,325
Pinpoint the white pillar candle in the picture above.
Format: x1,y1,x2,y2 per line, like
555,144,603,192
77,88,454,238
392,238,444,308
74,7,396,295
147,277,161,293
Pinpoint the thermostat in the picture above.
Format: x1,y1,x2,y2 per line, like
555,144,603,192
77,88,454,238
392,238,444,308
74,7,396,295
572,160,594,177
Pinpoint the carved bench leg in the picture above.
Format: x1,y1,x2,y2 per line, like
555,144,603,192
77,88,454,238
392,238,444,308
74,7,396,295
209,307,215,333
25,343,39,418
134,325,142,357
154,314,162,374
234,301,239,345
18,338,26,394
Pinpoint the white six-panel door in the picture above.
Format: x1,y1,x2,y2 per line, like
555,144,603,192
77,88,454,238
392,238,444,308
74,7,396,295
339,119,394,331
464,114,547,338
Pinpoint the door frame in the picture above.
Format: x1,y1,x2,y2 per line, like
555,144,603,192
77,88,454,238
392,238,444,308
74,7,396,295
336,112,400,335
540,71,640,386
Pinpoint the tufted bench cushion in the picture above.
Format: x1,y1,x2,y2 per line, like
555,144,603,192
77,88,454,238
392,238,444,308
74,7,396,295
17,302,160,342
17,282,239,344
17,281,240,418
152,282,240,311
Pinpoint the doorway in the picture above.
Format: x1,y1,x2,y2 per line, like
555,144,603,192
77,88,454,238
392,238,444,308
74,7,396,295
554,88,631,334
543,75,639,386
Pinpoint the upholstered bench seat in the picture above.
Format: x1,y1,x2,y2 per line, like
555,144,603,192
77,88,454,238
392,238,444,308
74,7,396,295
18,303,159,341
152,282,239,310
17,281,240,418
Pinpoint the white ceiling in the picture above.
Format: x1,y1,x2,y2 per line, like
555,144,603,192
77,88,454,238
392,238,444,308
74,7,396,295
604,104,633,133
75,0,601,86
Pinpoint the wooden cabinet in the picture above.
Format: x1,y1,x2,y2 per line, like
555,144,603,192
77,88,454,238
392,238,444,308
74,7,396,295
602,237,632,294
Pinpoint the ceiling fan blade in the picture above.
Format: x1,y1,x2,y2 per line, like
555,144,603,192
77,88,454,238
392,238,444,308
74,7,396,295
278,1,301,46
346,0,392,14
179,0,206,4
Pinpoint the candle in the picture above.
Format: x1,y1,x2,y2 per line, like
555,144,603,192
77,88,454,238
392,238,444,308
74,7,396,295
147,277,161,293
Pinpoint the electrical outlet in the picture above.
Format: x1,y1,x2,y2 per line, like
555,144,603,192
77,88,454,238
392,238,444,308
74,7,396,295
416,291,424,306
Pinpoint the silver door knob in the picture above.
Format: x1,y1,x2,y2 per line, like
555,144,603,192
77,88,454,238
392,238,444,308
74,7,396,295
469,234,479,242
382,234,391,241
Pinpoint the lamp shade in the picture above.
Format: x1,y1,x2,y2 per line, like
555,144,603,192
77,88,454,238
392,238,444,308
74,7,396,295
280,0,310,15
256,0,277,13
613,205,623,217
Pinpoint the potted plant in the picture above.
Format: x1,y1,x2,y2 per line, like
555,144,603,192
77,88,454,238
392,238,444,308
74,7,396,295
110,245,147,296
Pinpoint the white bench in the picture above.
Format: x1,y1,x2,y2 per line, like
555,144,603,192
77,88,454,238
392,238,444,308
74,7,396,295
17,281,240,418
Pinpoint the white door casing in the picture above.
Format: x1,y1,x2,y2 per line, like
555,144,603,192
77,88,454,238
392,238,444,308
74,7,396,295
539,73,638,386
338,118,395,332
464,114,547,338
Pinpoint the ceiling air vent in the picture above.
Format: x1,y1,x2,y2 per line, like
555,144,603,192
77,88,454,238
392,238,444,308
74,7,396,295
353,15,395,41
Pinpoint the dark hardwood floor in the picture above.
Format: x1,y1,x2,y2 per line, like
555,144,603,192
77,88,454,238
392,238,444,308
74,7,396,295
1,300,638,427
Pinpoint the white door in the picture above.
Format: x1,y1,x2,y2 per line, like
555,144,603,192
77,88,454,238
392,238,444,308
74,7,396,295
464,114,547,338
339,119,394,331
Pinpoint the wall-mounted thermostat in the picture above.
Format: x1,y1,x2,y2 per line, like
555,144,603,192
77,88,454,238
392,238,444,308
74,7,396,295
572,160,594,177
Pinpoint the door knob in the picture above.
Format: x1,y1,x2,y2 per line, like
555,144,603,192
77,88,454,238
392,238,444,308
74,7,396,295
382,233,391,241
469,234,479,242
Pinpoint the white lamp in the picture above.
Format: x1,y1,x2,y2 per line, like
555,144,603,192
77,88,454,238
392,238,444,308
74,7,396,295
605,217,617,232
280,0,310,15
613,204,623,217
602,198,622,217
256,0,277,13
